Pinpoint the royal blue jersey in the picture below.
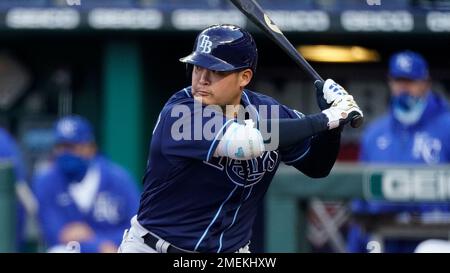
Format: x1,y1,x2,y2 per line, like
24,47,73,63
137,87,311,253
356,92,450,212
360,91,450,164
349,92,450,253
356,92,450,213
33,156,140,252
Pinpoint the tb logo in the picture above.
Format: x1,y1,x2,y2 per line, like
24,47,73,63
198,35,213,54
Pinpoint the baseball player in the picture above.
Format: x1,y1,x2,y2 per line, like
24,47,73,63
348,51,450,253
118,24,363,253
32,115,140,253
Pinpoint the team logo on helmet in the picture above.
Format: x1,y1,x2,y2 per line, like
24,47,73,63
180,24,258,72
198,35,213,54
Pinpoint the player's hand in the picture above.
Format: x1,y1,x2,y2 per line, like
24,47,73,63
99,241,118,253
59,222,94,243
315,79,349,111
321,95,363,130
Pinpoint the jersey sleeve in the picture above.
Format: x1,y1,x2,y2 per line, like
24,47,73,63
157,101,234,162
277,104,312,165
32,173,67,247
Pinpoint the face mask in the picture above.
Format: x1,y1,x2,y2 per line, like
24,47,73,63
391,92,427,126
55,152,90,182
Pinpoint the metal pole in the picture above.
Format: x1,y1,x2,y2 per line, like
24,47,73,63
0,161,17,252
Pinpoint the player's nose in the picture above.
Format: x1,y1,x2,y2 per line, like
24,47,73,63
198,69,211,85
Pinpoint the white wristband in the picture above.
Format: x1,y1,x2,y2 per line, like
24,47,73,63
322,108,344,130
214,120,265,160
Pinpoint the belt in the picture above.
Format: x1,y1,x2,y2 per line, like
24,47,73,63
142,233,196,253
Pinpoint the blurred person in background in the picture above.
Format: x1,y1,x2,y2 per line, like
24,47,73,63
0,127,27,252
0,128,26,182
349,50,450,253
32,115,140,253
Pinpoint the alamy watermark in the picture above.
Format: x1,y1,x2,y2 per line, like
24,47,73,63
66,0,81,6
366,0,381,6
169,99,280,151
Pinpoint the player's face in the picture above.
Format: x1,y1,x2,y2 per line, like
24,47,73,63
389,78,430,98
191,65,253,107
54,142,97,159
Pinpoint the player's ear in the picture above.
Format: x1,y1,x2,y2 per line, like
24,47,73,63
239,69,253,88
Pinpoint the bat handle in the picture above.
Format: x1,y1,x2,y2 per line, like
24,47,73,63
314,80,363,129
350,113,364,129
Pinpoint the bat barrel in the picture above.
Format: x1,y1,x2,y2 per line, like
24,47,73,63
231,0,363,129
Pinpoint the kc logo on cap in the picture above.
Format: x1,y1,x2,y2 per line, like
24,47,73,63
396,55,413,73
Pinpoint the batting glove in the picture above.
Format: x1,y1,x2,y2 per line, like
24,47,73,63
322,95,363,130
315,79,349,111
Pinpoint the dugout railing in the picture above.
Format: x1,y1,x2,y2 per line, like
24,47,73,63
266,164,450,253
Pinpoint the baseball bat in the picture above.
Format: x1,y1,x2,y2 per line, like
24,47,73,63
230,0,363,128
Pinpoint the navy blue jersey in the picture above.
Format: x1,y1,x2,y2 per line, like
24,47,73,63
137,87,311,252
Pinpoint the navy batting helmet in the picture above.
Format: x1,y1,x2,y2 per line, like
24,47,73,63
180,24,258,73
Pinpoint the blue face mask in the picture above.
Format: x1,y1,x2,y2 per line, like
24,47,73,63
391,92,427,126
55,152,90,182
